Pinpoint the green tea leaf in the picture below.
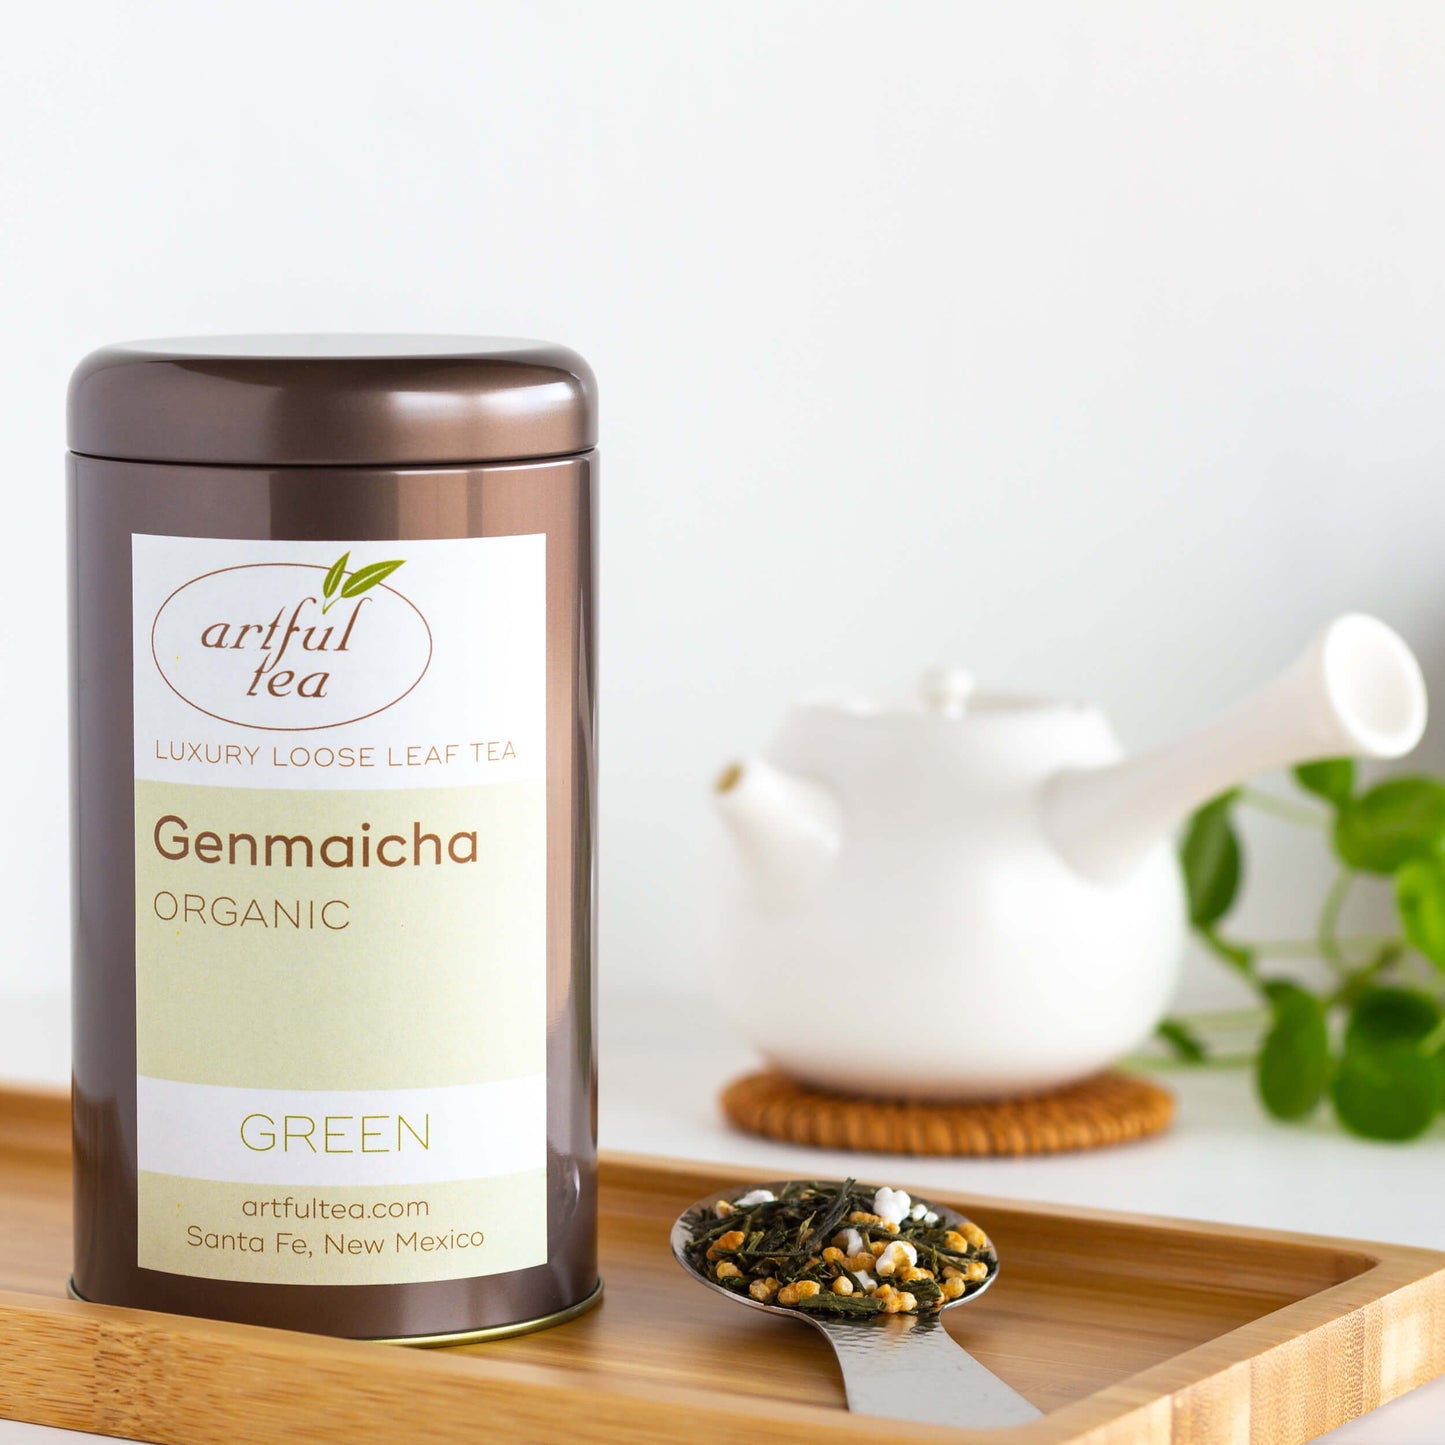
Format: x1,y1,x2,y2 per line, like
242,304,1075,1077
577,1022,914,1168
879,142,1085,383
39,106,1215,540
1293,759,1355,806
1396,857,1445,970
1345,987,1443,1054
322,551,349,599
340,558,406,598
1256,982,1331,1120
1180,795,1242,928
1156,1018,1208,1063
1332,778,1445,875
1331,1044,1439,1141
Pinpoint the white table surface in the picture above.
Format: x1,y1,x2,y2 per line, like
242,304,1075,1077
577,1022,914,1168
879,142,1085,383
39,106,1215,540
2,986,1443,1444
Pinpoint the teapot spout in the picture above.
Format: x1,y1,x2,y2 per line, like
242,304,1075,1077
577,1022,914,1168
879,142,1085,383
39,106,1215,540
713,757,843,911
1042,614,1428,884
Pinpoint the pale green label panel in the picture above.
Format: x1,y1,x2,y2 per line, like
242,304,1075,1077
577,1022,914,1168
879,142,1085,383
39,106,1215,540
135,779,545,1091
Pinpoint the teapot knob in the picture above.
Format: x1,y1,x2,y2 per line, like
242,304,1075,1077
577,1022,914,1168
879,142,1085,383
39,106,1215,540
919,666,975,717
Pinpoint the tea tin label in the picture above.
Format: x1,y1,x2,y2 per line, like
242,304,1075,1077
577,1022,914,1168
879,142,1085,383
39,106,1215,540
130,533,548,1286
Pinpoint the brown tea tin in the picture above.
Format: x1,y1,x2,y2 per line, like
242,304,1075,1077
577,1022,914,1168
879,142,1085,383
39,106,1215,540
68,336,598,1342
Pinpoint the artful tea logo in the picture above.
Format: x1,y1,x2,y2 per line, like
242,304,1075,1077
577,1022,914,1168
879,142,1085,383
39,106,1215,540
151,554,432,731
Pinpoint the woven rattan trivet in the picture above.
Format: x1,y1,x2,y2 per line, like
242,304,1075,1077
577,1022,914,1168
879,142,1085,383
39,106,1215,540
720,1069,1175,1157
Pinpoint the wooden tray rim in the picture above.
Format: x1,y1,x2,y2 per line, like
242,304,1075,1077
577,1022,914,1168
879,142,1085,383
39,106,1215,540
2,1085,1443,1444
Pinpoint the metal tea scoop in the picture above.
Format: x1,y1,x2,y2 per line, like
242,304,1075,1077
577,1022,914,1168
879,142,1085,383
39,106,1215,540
671,1181,1042,1430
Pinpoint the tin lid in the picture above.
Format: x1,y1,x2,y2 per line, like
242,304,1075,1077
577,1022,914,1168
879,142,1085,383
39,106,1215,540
68,334,597,466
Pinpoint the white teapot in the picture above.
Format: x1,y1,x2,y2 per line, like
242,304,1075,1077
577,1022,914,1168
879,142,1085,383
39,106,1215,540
708,616,1427,1100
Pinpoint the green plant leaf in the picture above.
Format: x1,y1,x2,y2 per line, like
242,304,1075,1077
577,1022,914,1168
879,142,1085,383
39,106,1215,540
322,551,349,599
1395,857,1445,970
1345,986,1443,1054
340,558,406,598
1156,1018,1208,1063
1255,982,1331,1120
1180,794,1242,928
1331,1044,1440,1141
1293,759,1355,806
1332,778,1445,875
1200,928,1258,981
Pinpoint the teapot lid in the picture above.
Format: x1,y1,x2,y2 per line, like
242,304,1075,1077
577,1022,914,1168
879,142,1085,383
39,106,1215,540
800,667,1091,722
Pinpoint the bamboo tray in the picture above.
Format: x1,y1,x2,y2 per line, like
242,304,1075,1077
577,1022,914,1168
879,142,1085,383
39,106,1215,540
1,1087,1443,1443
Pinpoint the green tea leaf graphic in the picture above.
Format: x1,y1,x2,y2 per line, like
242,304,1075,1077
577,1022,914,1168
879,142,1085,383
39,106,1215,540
322,551,350,599
340,558,406,599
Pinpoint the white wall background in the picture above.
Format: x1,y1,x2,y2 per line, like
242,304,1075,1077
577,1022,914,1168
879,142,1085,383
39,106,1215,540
4,1,1445,1012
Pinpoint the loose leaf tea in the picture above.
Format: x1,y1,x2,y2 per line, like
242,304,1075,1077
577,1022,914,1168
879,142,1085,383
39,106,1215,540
681,1180,996,1318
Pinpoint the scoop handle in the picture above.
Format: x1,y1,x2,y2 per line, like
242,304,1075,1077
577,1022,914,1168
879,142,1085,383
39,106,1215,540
811,1312,1043,1428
